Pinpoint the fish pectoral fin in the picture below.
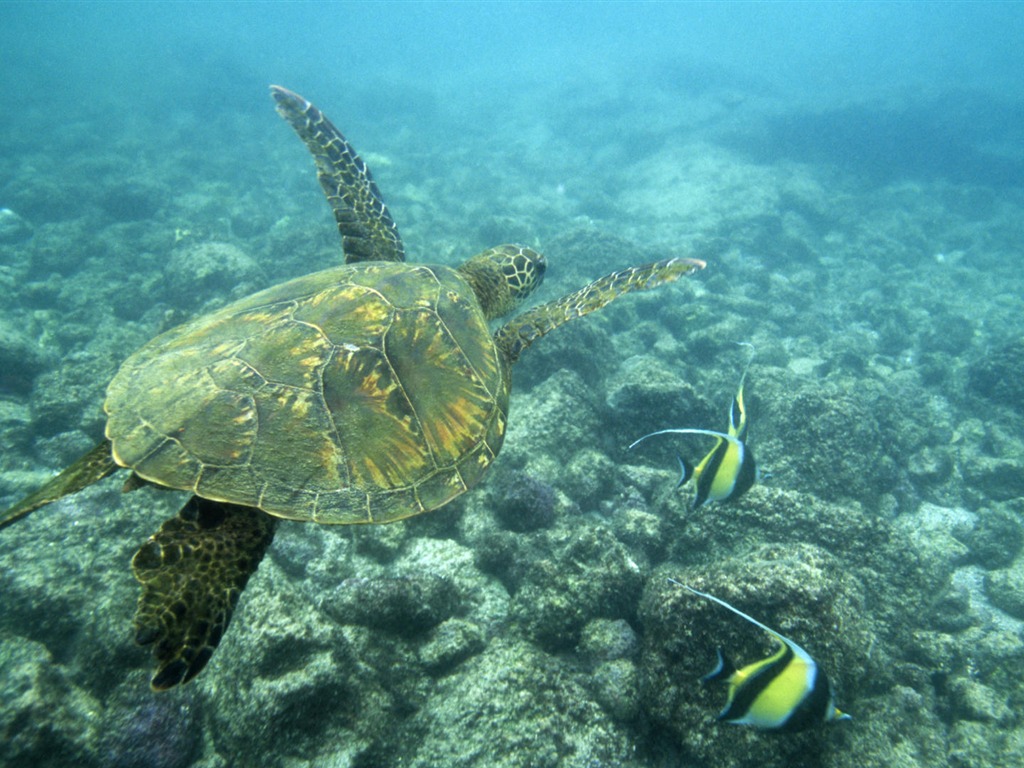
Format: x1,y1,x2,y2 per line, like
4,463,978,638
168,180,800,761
675,455,694,489
700,647,734,684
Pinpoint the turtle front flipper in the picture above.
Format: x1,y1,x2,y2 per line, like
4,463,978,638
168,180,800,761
132,496,278,690
495,257,706,363
0,440,118,530
270,85,405,265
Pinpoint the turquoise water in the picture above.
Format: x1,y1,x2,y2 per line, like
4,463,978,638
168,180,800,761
1,2,1023,767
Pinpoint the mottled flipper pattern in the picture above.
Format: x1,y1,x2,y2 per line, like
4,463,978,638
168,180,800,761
496,257,706,363
271,85,405,264
0,440,117,530
132,497,278,690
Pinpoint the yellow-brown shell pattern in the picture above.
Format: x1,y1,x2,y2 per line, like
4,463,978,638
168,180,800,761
105,261,508,524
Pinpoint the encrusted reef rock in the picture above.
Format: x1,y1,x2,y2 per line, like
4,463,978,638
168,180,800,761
605,353,714,439
202,562,393,766
510,525,643,651
968,337,1024,412
492,469,558,532
98,680,203,768
0,634,102,768
383,638,634,768
0,318,49,397
983,563,1024,620
319,574,461,634
768,383,900,508
164,241,266,309
501,368,602,475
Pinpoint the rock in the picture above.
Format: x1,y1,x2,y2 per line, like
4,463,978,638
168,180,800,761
774,384,899,506
578,618,640,662
984,564,1024,620
947,676,1012,723
964,456,1024,501
0,397,33,458
0,634,101,768
639,546,870,765
395,639,633,767
99,180,164,222
164,241,265,309
591,658,641,721
907,444,954,484
511,527,643,650
319,575,460,635
203,568,391,764
961,505,1024,568
501,368,601,472
968,337,1024,412
493,470,557,532
562,448,618,512
419,618,486,674
894,502,974,572
0,318,48,396
33,430,97,469
98,680,203,768
605,353,712,439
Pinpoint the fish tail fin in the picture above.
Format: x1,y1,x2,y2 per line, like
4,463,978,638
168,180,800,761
700,647,735,684
675,455,694,489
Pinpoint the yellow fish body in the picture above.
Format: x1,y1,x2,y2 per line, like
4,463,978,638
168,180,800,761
673,580,851,731
630,356,758,507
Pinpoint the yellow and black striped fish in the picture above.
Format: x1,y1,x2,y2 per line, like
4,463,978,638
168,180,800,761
673,579,851,731
630,351,758,507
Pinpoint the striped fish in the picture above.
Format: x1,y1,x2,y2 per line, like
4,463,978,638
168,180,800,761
629,350,758,507
673,579,851,731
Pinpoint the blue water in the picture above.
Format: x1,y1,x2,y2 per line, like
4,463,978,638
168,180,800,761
2,3,1024,768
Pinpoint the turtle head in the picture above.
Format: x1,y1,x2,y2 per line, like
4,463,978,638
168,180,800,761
457,244,546,321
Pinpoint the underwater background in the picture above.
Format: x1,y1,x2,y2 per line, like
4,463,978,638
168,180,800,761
2,1,1024,766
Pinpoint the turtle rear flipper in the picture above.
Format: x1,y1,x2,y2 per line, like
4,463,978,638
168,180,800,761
132,496,277,690
0,440,118,530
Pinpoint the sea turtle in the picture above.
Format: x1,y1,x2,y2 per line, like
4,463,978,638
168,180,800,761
0,86,705,689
